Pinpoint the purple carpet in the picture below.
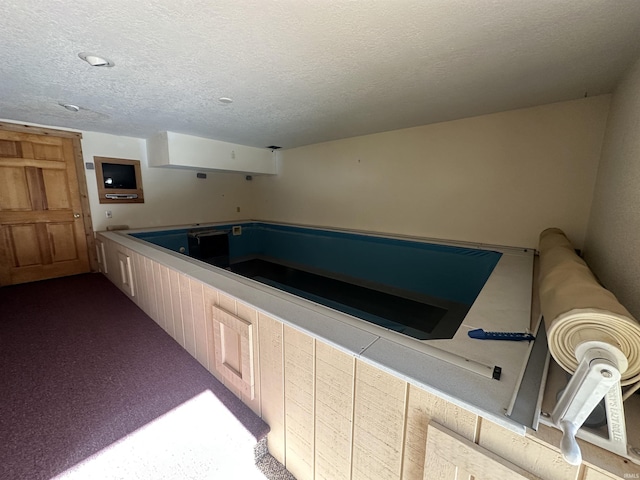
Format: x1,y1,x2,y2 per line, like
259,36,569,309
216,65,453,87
0,273,269,480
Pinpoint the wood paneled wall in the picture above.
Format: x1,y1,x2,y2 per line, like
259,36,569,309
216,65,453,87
97,234,635,480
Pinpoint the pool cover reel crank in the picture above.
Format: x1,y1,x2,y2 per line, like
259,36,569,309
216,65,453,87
544,341,629,465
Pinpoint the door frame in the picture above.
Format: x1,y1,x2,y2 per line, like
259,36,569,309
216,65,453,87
0,121,98,272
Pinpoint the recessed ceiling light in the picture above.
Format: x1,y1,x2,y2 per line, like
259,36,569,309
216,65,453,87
218,97,233,104
59,103,80,112
78,52,115,67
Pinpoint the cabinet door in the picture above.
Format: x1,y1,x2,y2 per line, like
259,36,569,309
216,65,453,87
424,422,541,480
117,250,135,297
212,305,255,399
96,238,107,274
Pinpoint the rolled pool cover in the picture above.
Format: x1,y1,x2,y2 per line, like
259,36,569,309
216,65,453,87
538,228,640,386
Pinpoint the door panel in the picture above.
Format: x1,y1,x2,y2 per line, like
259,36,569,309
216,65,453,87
0,166,30,209
25,166,48,210
33,142,64,161
49,223,78,262
9,225,42,266
42,170,71,209
0,130,90,285
0,139,22,157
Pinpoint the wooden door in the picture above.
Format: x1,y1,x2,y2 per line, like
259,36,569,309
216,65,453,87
0,129,91,285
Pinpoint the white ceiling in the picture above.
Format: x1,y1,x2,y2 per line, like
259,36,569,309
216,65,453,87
1,1,640,149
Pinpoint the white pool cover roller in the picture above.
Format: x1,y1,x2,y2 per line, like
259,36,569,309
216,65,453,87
539,228,640,464
539,227,640,386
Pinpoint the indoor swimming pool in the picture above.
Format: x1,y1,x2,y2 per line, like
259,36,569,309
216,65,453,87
131,222,502,340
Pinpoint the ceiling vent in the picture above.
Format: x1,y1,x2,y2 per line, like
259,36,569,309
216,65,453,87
59,103,80,112
78,52,115,67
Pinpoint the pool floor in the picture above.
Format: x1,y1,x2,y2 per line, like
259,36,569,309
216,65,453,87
229,258,470,340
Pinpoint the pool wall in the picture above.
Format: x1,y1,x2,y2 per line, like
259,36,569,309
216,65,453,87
131,222,502,305
93,228,583,480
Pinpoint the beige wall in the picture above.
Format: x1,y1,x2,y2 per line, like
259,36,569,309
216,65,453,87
584,56,640,319
82,131,255,231
252,96,610,249
2,95,613,248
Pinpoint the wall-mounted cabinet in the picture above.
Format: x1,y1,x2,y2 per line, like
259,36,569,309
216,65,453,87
146,131,277,175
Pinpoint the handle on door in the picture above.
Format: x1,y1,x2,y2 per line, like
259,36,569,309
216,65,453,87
74,213,81,218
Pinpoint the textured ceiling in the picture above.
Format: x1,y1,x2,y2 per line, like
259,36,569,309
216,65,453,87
1,1,640,149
